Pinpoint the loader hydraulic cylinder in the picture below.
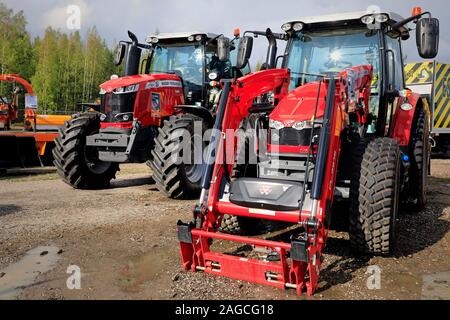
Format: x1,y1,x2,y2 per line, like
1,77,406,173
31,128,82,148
200,80,232,193
311,79,336,200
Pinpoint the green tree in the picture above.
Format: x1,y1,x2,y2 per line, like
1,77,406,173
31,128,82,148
0,3,35,97
1,3,120,115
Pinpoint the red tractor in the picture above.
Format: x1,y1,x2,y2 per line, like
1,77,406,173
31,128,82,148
53,31,248,190
177,8,439,295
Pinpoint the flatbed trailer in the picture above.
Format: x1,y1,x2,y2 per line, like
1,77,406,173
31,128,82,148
0,130,58,168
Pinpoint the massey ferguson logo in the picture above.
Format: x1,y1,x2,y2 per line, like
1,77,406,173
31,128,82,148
259,185,273,196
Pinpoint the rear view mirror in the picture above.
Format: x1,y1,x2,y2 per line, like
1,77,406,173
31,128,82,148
416,18,439,59
236,36,253,70
114,43,126,66
217,37,231,62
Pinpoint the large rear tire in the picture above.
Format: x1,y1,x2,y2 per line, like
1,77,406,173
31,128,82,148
149,114,206,199
349,138,401,255
53,113,119,189
408,107,429,211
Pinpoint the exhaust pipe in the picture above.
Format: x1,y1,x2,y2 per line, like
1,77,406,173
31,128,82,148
265,28,277,69
124,31,142,76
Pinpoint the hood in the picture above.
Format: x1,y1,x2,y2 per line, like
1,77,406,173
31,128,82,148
270,82,327,126
99,73,182,93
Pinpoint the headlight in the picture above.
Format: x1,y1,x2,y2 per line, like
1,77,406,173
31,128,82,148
151,37,159,43
188,35,195,42
114,84,139,94
281,23,292,32
269,119,285,130
292,120,313,131
400,103,413,111
292,22,304,32
99,88,106,95
361,15,375,25
209,72,218,80
114,112,133,122
374,14,389,23
195,35,203,41
100,113,107,121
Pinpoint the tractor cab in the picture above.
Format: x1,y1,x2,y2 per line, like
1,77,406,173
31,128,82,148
275,10,439,138
145,32,244,108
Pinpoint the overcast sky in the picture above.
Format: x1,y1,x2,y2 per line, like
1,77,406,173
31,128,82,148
3,0,450,64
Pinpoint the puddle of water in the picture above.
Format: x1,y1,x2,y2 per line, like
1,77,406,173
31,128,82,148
422,271,450,300
0,246,60,300
118,248,168,293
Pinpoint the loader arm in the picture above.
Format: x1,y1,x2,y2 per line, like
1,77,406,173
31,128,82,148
178,65,373,296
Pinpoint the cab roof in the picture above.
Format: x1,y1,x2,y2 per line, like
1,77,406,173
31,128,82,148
283,11,405,30
146,32,219,44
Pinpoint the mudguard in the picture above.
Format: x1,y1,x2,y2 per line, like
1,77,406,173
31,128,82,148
389,93,430,147
174,105,214,127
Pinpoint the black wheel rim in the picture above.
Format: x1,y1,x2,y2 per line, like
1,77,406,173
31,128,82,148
184,133,204,184
83,144,111,175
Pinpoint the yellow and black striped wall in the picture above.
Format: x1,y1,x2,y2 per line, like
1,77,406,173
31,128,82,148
405,61,450,133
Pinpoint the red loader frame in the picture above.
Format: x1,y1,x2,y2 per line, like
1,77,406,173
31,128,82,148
178,66,373,296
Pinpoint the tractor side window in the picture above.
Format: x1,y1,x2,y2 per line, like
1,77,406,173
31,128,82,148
386,36,404,91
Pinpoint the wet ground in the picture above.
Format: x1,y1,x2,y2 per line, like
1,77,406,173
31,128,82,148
0,160,449,300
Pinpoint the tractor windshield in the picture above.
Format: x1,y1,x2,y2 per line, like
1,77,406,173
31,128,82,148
150,44,204,87
286,28,380,92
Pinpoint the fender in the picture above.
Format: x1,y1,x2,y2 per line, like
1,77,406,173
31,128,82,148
389,93,430,147
174,105,214,127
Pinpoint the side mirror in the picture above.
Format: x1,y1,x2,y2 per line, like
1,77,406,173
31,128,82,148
236,36,253,70
217,37,231,62
114,43,126,66
416,18,439,59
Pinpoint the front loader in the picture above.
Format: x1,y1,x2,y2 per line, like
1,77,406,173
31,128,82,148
177,8,439,295
53,30,249,190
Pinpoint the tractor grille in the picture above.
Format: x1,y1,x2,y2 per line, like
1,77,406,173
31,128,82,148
99,92,136,123
271,127,320,146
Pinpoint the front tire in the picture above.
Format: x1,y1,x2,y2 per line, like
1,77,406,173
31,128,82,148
220,113,264,235
53,113,119,189
349,138,401,255
220,215,263,235
149,114,207,199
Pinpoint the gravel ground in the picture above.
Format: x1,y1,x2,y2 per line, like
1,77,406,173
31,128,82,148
0,160,448,300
